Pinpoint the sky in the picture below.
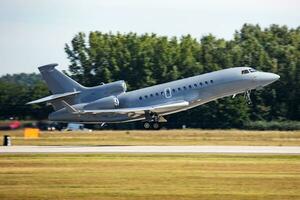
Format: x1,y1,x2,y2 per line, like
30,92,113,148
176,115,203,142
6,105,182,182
0,0,299,75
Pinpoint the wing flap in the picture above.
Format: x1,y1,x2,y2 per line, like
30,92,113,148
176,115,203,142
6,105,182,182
82,100,189,114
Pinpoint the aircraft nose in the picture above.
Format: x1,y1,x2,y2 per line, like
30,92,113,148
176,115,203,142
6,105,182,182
257,72,280,85
271,73,280,80
267,73,280,82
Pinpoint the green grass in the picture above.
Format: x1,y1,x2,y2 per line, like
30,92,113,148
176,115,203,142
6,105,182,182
1,129,300,146
0,154,299,200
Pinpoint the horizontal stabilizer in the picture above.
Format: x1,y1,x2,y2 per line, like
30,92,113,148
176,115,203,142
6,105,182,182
27,91,80,104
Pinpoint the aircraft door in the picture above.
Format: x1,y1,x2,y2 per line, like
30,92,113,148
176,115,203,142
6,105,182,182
164,88,172,98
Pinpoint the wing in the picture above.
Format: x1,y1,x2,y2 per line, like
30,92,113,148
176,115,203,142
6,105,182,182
66,100,189,115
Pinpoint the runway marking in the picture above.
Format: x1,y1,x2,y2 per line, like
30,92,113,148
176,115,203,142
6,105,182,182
1,145,300,154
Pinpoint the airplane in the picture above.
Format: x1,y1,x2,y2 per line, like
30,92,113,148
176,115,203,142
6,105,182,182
27,64,280,129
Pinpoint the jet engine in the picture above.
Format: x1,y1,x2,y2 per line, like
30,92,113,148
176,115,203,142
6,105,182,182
84,96,119,110
101,81,127,96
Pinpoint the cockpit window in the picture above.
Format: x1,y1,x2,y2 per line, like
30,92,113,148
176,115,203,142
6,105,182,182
249,68,256,73
241,70,249,74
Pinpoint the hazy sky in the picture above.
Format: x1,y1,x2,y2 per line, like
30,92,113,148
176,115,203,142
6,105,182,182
0,0,299,75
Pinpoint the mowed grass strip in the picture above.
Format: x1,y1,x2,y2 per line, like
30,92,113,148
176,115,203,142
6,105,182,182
1,129,300,146
0,154,299,200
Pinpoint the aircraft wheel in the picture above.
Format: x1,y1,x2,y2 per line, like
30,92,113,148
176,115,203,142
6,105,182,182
152,122,160,130
143,122,151,129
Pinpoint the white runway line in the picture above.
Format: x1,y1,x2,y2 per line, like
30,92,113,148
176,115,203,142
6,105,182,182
1,145,300,154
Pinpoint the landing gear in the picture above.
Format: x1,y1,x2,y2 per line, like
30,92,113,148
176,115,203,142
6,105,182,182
143,122,161,130
143,111,165,130
143,122,151,129
244,90,252,104
233,90,252,104
152,122,160,130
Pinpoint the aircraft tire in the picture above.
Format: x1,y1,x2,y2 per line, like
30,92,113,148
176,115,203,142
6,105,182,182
152,122,160,130
143,122,151,129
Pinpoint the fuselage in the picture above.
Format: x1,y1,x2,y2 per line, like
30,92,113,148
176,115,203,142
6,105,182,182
49,67,279,123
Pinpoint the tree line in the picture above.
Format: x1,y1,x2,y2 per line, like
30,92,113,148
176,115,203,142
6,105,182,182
0,24,299,129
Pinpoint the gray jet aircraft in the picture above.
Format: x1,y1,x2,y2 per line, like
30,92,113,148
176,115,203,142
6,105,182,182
28,64,280,129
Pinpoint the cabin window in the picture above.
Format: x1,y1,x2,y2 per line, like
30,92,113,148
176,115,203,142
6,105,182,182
139,96,142,100
199,82,203,86
161,91,164,95
183,86,187,90
189,85,192,89
145,95,148,98
156,92,159,96
242,69,249,74
194,83,197,87
178,87,181,91
150,94,153,97
205,81,208,84
172,88,176,92
210,80,213,83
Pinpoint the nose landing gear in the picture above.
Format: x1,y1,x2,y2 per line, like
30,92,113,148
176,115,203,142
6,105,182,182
244,90,252,104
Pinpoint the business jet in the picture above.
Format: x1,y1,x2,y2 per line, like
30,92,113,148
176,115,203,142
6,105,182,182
28,64,279,129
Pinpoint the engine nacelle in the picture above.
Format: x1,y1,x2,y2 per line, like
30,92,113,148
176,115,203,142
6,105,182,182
101,81,127,96
84,96,119,110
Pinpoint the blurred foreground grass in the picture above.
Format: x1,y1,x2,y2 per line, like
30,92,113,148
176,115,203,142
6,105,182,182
0,129,300,146
0,154,299,200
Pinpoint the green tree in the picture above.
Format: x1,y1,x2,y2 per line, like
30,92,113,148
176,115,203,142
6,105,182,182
2,23,297,126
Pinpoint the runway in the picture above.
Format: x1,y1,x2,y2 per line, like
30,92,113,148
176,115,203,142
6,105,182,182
1,145,300,154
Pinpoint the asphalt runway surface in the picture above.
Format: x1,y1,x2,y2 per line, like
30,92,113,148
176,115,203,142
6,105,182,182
1,145,300,154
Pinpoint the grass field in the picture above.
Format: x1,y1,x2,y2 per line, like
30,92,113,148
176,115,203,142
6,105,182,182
1,129,300,146
1,130,299,199
0,154,299,200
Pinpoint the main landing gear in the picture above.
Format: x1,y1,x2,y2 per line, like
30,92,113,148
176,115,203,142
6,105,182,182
143,111,166,130
143,121,161,130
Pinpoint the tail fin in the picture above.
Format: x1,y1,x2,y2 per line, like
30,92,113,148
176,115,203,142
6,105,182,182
30,63,84,111
38,63,84,94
